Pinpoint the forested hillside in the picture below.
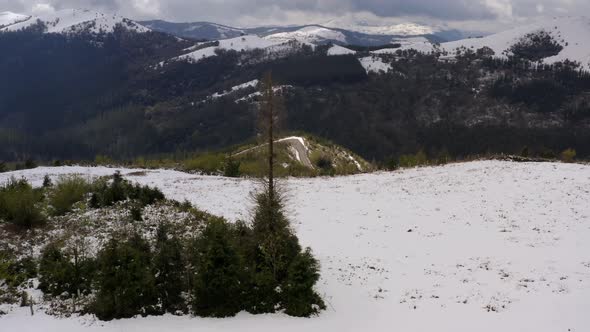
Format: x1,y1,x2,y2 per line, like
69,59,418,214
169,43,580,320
1,22,589,165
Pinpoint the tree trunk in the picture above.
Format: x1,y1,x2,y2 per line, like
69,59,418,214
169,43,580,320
265,72,275,201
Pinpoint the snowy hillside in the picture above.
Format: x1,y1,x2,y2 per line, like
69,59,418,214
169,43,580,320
0,11,30,28
2,160,588,331
141,20,246,40
165,35,298,64
374,36,439,55
265,26,347,44
442,16,590,69
327,45,357,56
324,18,437,36
366,16,590,70
1,9,149,34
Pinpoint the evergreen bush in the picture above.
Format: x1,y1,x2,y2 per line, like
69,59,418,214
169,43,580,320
283,248,326,317
191,218,243,317
153,223,186,314
38,243,95,297
91,234,158,320
223,157,241,178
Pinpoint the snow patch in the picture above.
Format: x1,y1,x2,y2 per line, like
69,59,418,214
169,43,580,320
265,26,347,44
210,79,259,99
327,44,356,56
359,56,392,73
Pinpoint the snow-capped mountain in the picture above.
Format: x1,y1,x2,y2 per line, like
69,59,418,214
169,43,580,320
0,11,30,28
141,20,246,40
264,26,347,44
323,16,438,36
173,35,281,62
140,20,460,46
369,16,590,70
1,9,149,34
442,16,590,68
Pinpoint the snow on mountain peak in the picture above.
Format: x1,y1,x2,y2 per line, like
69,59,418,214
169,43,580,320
1,8,149,34
264,26,347,44
166,34,291,65
0,11,30,28
442,16,590,69
323,14,439,36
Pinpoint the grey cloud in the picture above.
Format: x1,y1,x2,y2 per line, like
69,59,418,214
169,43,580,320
1,0,589,31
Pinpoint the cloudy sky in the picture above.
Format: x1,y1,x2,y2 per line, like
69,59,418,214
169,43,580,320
1,0,588,32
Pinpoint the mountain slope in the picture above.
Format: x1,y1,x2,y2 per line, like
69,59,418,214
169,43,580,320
140,20,454,46
0,11,30,28
442,16,590,69
141,20,245,40
1,9,149,34
265,26,347,44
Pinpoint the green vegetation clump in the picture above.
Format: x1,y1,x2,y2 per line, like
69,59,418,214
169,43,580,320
191,218,244,317
49,175,91,216
0,178,45,228
89,171,164,208
91,234,158,320
0,251,37,289
38,243,95,297
153,223,186,314
184,153,226,175
561,148,576,163
0,170,325,320
223,157,241,178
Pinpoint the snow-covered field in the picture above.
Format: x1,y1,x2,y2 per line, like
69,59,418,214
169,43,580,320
1,160,589,332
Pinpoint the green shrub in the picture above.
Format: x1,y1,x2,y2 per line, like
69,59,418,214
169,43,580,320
248,188,303,314
399,150,428,168
92,234,158,320
39,244,71,296
0,252,37,288
192,218,243,317
0,178,45,228
283,248,326,317
223,157,241,178
49,176,91,216
561,148,576,163
130,206,143,221
38,243,95,298
89,172,164,209
183,153,225,174
153,223,186,314
42,175,53,188
314,155,334,176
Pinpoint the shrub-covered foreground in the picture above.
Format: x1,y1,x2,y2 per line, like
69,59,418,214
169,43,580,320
0,173,325,320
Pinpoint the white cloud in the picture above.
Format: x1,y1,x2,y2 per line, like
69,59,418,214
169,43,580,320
31,2,55,15
130,0,160,16
536,4,544,12
483,0,513,18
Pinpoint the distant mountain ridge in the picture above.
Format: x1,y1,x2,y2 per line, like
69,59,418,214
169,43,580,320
0,9,149,34
140,20,461,46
